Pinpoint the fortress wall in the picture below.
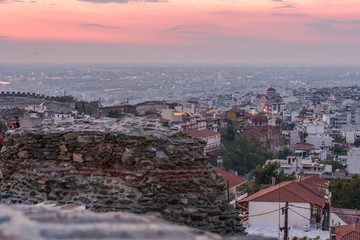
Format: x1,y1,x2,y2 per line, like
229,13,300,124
0,118,242,234
0,92,75,111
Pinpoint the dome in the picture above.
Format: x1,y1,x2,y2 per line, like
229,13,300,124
267,87,276,92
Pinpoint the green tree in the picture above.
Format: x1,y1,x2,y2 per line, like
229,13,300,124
239,163,296,195
333,145,347,155
251,162,296,185
223,121,235,141
273,146,293,159
251,162,278,185
330,174,360,209
283,123,295,130
277,168,296,183
355,139,360,147
220,135,272,175
333,136,345,143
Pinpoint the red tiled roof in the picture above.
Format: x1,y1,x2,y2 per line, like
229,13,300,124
251,114,266,123
185,129,220,138
213,167,247,189
332,208,360,225
240,175,328,207
290,143,315,151
332,224,360,240
243,125,281,138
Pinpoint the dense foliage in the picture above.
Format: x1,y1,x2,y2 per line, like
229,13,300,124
291,236,320,240
251,162,296,185
355,139,360,147
332,145,347,155
220,134,273,175
330,174,360,209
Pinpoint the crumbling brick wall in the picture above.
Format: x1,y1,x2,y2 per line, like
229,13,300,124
0,118,242,234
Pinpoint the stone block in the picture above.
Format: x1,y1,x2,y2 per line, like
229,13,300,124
73,153,83,163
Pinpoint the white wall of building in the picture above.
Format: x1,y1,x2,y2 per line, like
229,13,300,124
306,135,333,149
248,202,311,230
205,134,220,152
330,213,348,227
306,124,325,136
344,131,360,144
347,148,360,174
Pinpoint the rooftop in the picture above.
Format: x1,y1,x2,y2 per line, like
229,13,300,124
213,167,247,189
185,129,220,138
240,175,328,207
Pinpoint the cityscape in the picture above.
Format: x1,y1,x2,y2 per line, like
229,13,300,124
1,0,360,240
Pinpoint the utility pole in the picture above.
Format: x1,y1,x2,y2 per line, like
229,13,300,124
227,179,230,203
284,201,289,240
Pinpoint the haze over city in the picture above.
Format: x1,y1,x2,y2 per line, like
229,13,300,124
1,0,360,65
3,1,360,240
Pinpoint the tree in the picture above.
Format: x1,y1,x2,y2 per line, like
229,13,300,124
223,121,235,141
283,123,295,130
239,162,296,196
330,174,360,209
273,146,293,159
220,135,272,175
333,145,347,155
251,162,278,185
277,168,296,183
355,139,360,147
333,136,345,143
250,162,296,185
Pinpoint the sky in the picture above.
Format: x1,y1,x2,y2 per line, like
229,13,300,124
0,0,360,65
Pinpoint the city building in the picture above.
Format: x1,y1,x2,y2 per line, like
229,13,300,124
185,129,221,153
240,175,330,231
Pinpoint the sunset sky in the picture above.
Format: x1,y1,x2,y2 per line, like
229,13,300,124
1,0,360,64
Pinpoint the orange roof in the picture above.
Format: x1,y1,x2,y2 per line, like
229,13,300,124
185,129,220,138
290,143,315,151
332,224,360,240
240,175,328,207
213,167,247,188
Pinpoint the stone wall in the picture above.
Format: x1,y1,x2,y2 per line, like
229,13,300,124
0,118,242,234
0,91,75,112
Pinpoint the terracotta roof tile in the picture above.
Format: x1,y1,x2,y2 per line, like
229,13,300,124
240,175,328,207
213,167,247,188
185,129,220,138
332,224,360,240
290,143,315,151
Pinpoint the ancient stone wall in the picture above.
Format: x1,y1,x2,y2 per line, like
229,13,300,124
0,118,242,234
0,91,75,112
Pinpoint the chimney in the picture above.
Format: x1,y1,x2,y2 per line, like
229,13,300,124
271,177,276,186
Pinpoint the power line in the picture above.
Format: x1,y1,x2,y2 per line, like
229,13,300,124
248,208,281,217
289,204,360,217
288,207,311,221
